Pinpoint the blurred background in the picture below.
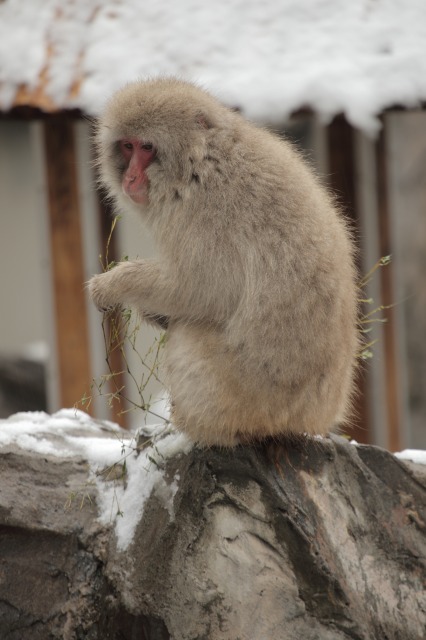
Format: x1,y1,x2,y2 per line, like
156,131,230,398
0,0,425,450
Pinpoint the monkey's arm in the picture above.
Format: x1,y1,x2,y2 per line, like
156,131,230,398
88,260,176,320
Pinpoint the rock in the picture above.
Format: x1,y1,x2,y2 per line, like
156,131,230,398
0,412,424,640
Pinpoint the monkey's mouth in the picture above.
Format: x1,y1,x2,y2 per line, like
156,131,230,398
125,186,149,204
123,178,149,204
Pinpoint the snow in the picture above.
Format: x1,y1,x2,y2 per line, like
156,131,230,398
1,0,425,134
0,409,192,551
394,449,426,465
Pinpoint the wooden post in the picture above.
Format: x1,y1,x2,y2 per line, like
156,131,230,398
43,116,92,409
375,121,402,452
327,116,370,443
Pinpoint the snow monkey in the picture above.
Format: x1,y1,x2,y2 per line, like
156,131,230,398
88,77,359,447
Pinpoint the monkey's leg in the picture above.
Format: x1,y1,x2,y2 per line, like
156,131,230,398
166,322,348,446
165,324,274,447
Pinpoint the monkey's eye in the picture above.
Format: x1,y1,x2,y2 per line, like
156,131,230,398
123,142,133,150
141,143,153,151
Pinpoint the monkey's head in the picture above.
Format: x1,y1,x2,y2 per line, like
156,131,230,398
96,78,233,210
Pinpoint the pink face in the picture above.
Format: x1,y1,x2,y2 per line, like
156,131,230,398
119,138,156,204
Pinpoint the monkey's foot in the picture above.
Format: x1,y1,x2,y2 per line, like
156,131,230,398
258,433,309,477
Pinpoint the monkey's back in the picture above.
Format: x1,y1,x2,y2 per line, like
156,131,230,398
163,116,359,445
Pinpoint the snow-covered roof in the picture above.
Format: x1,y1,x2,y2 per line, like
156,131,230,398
0,0,425,134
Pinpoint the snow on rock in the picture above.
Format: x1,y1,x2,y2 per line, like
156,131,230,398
394,449,426,465
0,0,425,134
0,409,192,551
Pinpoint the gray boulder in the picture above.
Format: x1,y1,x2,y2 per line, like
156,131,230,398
0,411,424,639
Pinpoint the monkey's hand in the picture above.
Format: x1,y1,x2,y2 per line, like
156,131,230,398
88,259,171,318
87,270,124,312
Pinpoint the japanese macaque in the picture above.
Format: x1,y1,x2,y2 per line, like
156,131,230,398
88,77,359,447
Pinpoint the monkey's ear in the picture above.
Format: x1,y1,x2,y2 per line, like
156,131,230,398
195,113,214,130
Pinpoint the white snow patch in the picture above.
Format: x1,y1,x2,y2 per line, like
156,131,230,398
394,449,426,466
0,409,192,550
97,427,192,551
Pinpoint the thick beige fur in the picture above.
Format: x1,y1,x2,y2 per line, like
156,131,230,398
89,77,359,447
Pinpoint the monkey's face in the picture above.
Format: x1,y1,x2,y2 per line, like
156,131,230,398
118,139,157,205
